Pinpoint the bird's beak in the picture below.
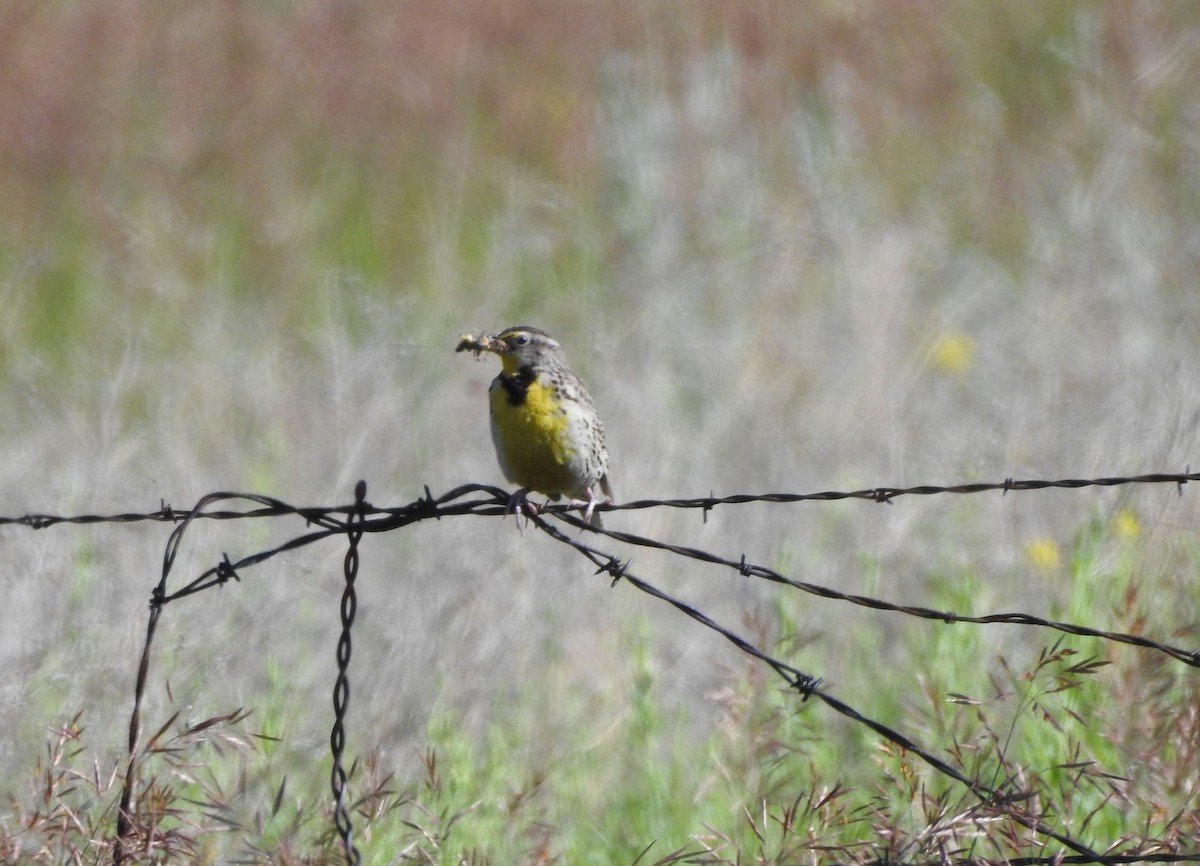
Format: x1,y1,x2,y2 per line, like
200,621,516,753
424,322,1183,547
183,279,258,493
482,334,510,354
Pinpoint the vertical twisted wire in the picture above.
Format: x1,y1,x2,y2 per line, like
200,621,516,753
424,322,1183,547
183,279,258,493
330,480,367,866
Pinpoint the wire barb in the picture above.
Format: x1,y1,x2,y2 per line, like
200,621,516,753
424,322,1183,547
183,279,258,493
792,673,822,698
215,554,240,585
597,556,630,587
417,484,440,519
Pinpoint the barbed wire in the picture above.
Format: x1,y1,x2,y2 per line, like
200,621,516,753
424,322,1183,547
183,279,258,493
526,510,1107,861
5,468,1196,532
567,515,1200,667
12,470,1193,865
616,468,1198,513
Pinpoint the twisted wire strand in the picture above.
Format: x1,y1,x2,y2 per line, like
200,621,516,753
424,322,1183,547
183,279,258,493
5,470,1194,531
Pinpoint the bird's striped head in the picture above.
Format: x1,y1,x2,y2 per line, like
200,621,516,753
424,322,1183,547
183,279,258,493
483,325,567,375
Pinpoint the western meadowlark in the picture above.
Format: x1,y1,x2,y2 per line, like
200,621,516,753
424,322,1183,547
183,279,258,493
457,325,613,525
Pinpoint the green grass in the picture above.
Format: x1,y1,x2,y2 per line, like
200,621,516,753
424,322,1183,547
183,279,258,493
5,522,1198,863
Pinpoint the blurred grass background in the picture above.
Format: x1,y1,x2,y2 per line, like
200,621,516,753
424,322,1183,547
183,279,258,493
2,1,1199,861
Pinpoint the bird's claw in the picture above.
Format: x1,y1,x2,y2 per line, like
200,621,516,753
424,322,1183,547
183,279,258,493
505,488,542,531
569,488,610,527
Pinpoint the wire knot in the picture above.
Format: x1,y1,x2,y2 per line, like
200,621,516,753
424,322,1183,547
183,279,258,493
215,554,241,586
415,485,440,519
793,673,822,699
598,556,630,587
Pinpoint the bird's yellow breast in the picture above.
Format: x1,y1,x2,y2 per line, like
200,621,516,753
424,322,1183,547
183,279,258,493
489,374,579,497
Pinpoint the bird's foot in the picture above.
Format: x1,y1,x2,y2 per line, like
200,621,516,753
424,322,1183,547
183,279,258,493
568,488,610,527
505,488,542,531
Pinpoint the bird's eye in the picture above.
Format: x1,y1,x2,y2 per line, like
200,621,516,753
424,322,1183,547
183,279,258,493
515,334,529,345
